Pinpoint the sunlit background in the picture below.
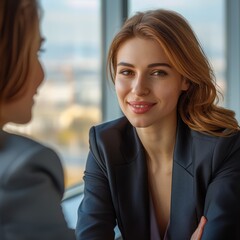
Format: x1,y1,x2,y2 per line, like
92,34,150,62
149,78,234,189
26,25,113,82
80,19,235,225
4,0,240,189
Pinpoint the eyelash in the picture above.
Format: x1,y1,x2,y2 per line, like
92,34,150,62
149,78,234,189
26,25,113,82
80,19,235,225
118,69,168,77
38,48,45,56
151,70,167,77
118,69,135,77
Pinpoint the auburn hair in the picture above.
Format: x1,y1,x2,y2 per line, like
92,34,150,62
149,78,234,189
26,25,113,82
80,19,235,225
0,0,39,102
107,9,239,136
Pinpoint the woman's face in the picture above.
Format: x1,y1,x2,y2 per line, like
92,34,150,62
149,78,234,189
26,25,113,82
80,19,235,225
0,21,44,126
115,37,189,129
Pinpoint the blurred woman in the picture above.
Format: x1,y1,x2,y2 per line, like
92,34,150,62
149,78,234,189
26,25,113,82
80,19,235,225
0,0,75,239
76,9,240,240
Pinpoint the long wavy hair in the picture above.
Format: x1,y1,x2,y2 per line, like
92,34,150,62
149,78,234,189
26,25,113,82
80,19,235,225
0,0,40,102
107,9,239,136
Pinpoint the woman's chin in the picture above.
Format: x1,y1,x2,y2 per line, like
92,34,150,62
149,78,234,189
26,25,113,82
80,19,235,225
14,113,32,125
128,118,151,128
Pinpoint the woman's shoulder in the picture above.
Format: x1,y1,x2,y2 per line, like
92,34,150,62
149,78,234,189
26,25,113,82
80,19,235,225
190,125,240,144
178,118,240,157
0,130,64,190
190,128,240,164
1,130,62,160
1,129,46,150
2,130,62,164
0,130,62,172
92,116,131,132
89,116,134,140
88,117,142,163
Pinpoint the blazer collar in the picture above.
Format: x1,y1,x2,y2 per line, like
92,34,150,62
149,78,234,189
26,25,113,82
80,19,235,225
173,117,193,169
169,118,196,239
115,122,150,239
122,117,193,169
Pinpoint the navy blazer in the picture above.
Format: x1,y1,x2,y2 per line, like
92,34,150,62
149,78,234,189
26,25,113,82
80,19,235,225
76,117,240,240
0,130,75,240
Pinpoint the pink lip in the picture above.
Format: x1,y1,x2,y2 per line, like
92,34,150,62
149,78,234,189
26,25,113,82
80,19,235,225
128,101,156,114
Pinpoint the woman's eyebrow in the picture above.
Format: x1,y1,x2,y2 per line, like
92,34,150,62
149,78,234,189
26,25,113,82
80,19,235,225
117,62,172,68
147,63,172,68
117,62,134,67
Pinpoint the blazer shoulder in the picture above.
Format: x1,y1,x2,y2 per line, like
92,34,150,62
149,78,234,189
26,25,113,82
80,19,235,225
190,129,219,143
92,116,130,133
89,116,134,146
1,130,48,153
1,130,60,159
89,116,143,168
89,116,133,144
0,131,64,192
191,129,240,173
191,128,240,150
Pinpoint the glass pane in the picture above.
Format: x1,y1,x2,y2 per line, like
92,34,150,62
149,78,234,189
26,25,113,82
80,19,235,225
4,0,101,188
129,0,226,104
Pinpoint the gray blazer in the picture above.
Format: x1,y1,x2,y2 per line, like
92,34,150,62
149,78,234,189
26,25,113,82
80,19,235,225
0,130,75,240
76,116,240,240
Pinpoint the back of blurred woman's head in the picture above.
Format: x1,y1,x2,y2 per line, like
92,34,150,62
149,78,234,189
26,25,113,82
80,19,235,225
0,0,39,102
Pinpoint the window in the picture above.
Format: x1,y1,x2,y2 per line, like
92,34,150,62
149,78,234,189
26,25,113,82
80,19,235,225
4,0,102,188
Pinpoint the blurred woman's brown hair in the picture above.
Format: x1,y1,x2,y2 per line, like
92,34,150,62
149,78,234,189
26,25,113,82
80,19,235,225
0,0,40,102
108,9,239,137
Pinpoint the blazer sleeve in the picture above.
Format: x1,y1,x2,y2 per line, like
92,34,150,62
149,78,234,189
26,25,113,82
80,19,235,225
0,144,75,240
76,127,117,240
202,138,240,240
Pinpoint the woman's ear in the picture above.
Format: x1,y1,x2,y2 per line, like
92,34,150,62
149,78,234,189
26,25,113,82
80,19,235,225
181,77,190,91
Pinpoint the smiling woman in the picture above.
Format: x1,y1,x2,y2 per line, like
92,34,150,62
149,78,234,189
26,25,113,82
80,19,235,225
76,9,240,240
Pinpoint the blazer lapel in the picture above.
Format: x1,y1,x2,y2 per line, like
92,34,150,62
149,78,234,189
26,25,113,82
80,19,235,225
114,126,150,240
167,118,198,239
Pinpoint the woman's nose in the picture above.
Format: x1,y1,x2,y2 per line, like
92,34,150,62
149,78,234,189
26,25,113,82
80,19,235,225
132,74,150,96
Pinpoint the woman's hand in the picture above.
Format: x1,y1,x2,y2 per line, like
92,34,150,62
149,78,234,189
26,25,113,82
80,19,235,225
190,216,207,240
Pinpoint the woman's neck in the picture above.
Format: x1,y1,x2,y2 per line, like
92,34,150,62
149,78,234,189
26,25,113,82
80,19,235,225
136,117,177,163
